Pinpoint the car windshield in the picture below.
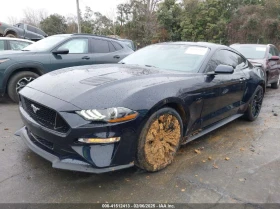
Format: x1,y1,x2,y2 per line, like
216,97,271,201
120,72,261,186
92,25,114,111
231,45,267,59
121,44,209,73
23,36,67,52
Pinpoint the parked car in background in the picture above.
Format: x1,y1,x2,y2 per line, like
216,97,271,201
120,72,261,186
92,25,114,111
16,42,265,173
0,22,47,41
0,37,34,51
119,39,136,51
230,44,280,89
0,34,134,102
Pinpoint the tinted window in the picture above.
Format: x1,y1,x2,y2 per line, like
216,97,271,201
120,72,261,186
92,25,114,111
92,39,110,53
274,47,279,56
269,46,277,57
58,38,88,54
122,44,209,72
9,40,32,50
231,45,266,59
108,42,116,52
27,25,37,33
207,50,246,72
0,40,4,51
112,41,123,51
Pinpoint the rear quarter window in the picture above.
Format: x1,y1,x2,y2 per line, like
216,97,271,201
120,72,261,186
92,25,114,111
111,41,123,51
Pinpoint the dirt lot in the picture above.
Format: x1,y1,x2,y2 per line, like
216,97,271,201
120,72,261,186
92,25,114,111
0,88,279,204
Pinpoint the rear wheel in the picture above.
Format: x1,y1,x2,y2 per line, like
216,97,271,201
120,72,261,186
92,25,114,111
5,33,17,38
244,85,264,121
7,71,39,102
271,75,280,89
136,108,183,172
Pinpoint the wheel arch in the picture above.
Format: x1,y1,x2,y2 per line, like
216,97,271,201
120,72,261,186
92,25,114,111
4,29,18,37
143,97,190,134
3,64,44,93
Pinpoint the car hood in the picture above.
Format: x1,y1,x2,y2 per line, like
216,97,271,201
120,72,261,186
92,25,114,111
248,59,265,67
26,64,194,109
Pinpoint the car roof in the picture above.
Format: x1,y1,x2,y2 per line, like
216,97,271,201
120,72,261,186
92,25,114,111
0,37,34,43
157,41,227,50
230,43,271,47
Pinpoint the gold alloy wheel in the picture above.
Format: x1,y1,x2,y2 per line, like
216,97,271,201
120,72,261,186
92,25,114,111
143,114,181,171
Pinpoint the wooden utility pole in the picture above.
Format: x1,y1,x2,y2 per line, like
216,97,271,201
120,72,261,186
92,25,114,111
76,0,81,33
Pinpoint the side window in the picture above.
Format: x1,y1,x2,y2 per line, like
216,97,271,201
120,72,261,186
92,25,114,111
0,40,5,51
269,47,276,57
58,38,88,54
111,41,123,51
108,42,116,52
92,39,110,53
207,50,246,72
273,47,279,56
9,41,31,50
17,24,24,29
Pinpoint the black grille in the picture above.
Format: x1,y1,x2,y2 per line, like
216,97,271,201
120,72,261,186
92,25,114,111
22,97,70,134
31,132,54,150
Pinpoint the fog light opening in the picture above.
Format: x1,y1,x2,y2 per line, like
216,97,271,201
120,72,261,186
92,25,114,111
78,137,121,144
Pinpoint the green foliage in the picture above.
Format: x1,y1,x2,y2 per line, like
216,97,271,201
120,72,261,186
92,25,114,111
40,14,67,35
39,0,280,47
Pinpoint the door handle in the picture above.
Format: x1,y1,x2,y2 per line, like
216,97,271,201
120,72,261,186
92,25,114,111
240,78,246,81
114,55,120,59
82,56,90,60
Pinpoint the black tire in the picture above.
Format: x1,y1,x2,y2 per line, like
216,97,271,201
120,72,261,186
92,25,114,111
136,107,183,172
5,33,17,38
7,71,39,103
271,75,279,89
244,85,264,121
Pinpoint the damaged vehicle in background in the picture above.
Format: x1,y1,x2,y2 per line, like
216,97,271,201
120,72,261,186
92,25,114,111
230,44,280,89
16,42,265,173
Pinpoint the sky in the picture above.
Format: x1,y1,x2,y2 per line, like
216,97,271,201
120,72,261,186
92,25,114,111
0,0,128,24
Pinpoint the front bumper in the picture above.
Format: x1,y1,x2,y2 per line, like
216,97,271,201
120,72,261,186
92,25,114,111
17,87,141,173
17,127,134,173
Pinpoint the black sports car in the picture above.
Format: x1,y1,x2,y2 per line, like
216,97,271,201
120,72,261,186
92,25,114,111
16,42,265,173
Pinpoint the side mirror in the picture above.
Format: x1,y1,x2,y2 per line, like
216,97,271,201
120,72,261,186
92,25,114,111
269,56,280,61
53,48,69,55
215,65,234,74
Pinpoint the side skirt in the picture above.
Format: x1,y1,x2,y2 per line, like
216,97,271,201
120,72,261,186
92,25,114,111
182,114,243,145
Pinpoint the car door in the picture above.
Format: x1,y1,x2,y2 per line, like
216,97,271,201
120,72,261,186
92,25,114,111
0,40,6,51
90,38,125,64
267,46,280,83
49,38,92,71
201,49,247,128
26,25,37,40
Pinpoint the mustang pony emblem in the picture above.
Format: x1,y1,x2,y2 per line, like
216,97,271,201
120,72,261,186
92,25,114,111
31,104,40,113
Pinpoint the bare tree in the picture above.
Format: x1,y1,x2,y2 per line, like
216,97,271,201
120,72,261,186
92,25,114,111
21,8,48,27
66,15,78,34
7,16,19,25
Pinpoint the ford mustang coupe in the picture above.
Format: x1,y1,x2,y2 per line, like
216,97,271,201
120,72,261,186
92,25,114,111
16,42,265,173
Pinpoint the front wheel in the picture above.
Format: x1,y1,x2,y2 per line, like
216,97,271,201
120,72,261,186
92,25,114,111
136,108,183,172
244,85,264,121
271,75,280,89
5,33,17,38
7,71,39,102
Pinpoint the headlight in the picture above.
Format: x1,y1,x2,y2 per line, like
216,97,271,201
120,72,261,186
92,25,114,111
0,59,10,64
76,107,138,123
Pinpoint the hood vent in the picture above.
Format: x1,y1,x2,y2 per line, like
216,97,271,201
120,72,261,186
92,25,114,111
80,76,117,86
